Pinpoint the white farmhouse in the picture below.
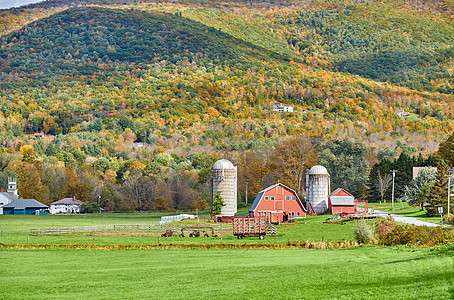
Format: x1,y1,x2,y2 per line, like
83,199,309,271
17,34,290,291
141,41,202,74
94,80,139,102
273,103,293,113
50,197,83,214
0,178,19,214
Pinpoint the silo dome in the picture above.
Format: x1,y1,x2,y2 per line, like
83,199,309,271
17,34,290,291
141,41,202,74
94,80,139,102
309,165,329,175
211,159,237,217
212,159,235,170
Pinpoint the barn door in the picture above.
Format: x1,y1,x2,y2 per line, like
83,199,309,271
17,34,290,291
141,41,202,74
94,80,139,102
275,201,283,210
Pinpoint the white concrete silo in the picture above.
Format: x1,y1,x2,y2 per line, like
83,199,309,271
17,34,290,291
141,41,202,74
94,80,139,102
306,165,330,213
211,159,237,216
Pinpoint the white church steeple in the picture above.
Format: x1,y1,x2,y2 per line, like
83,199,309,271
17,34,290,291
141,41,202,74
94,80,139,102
7,177,17,195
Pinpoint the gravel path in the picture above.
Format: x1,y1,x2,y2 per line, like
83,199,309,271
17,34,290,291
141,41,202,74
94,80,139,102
370,209,440,227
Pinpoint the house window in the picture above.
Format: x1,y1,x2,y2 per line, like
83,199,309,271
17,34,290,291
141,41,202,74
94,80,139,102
297,212,301,216
285,196,290,200
291,212,295,216
265,196,269,200
291,196,296,200
271,196,275,200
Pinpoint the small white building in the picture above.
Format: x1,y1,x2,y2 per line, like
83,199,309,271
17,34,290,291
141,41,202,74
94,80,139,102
0,178,19,214
50,197,83,214
395,109,409,117
273,103,293,113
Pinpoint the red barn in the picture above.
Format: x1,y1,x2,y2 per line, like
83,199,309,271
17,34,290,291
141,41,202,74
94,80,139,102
328,188,356,214
249,183,306,223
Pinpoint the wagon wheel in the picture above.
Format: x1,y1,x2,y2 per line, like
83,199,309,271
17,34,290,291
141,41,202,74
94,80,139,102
179,233,185,237
259,234,265,240
194,231,200,238
237,234,244,240
204,233,209,237
189,233,193,237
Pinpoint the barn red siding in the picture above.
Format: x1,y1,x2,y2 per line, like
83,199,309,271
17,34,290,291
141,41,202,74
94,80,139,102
251,184,306,222
331,205,356,214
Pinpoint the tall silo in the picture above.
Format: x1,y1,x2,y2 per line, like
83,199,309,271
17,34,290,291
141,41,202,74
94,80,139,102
211,159,237,216
306,165,330,213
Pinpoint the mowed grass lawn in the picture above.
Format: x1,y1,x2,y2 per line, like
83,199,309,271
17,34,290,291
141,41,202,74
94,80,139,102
0,246,453,299
0,213,363,246
369,202,446,225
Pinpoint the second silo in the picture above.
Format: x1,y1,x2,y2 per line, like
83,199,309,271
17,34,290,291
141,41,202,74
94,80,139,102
306,165,330,213
211,159,237,216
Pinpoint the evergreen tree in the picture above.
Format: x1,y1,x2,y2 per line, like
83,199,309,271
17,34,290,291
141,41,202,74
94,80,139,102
212,191,225,215
391,152,415,198
426,163,452,217
366,158,392,202
438,132,454,166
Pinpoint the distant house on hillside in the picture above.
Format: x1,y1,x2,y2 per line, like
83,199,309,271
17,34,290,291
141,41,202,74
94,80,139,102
249,183,306,223
273,103,293,113
50,197,83,214
34,132,45,138
2,198,49,215
395,109,409,117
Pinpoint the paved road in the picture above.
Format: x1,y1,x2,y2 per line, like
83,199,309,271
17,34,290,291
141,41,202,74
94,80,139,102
370,209,439,227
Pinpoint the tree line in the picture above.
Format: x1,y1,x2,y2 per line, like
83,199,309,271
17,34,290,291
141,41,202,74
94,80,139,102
2,133,453,218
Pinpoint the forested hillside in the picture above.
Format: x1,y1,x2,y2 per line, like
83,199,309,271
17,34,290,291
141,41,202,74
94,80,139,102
0,0,452,211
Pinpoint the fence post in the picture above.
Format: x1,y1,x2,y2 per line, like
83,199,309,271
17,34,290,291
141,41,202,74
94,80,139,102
93,237,95,245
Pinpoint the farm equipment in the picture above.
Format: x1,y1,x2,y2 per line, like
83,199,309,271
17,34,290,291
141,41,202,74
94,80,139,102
180,226,214,237
233,216,269,239
161,230,175,237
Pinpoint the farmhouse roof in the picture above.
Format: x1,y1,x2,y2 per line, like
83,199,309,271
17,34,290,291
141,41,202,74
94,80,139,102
2,198,48,210
0,192,19,202
249,183,307,212
51,198,83,206
329,188,355,206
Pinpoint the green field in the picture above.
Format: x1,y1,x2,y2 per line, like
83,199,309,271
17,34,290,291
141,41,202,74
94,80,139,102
0,246,453,299
1,212,453,299
0,212,366,247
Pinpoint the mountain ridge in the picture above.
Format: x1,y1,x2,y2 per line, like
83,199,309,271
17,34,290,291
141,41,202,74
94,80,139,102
0,0,452,155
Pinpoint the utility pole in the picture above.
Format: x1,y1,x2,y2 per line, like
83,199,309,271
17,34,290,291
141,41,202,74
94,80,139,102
446,174,452,219
391,170,396,211
245,181,248,206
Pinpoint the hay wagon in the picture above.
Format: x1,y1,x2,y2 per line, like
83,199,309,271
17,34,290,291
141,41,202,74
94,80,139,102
233,216,267,239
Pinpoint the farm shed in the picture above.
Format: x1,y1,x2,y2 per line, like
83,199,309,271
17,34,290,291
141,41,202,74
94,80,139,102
2,198,49,215
50,197,83,214
249,183,306,223
328,188,356,215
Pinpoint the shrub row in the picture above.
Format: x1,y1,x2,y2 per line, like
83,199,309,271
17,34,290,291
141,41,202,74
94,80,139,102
376,216,454,246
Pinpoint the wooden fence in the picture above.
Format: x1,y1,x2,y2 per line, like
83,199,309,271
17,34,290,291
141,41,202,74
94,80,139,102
30,224,233,237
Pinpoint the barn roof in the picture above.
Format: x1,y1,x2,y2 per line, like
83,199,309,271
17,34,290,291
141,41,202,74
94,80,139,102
51,198,83,205
329,188,355,206
249,183,307,212
329,188,354,198
2,198,48,210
